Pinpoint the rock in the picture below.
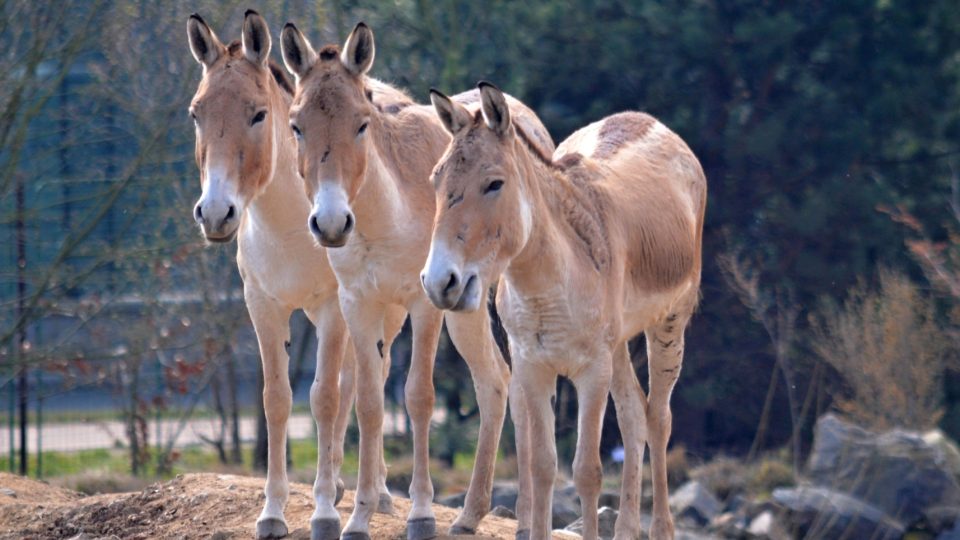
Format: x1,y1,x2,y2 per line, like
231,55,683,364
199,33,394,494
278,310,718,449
490,505,516,519
436,491,466,508
491,483,520,511
772,486,904,539
807,413,960,524
669,481,722,526
708,512,747,538
939,520,960,540
0,488,16,498
747,510,789,540
440,482,580,527
909,506,960,537
598,490,620,510
565,506,618,539
551,484,582,529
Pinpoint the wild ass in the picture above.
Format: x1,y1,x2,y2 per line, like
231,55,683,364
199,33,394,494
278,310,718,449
186,11,408,539
279,22,554,540
423,83,706,540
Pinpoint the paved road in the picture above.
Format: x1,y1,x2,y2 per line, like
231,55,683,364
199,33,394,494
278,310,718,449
0,408,443,453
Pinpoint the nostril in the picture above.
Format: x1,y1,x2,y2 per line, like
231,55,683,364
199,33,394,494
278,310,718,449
309,215,322,236
443,272,459,294
343,213,354,234
225,205,236,221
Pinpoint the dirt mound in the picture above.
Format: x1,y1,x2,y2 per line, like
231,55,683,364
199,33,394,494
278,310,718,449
0,472,568,539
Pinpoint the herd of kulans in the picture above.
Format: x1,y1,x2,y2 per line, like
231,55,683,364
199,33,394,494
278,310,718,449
186,8,706,540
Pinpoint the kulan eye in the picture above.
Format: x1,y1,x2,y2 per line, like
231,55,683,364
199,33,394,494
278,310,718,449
290,124,302,139
483,179,504,195
357,122,368,136
189,111,198,125
251,110,267,126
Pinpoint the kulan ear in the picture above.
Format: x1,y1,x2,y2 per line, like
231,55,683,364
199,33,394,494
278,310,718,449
187,13,225,69
280,22,318,81
478,81,511,137
242,10,271,66
430,89,472,136
341,22,375,76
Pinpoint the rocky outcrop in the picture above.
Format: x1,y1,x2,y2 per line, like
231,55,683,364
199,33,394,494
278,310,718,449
808,413,960,525
771,486,904,539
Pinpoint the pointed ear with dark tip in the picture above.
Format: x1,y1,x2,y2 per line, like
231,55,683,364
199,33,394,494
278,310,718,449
187,14,224,69
341,22,375,76
280,22,318,81
242,10,271,66
430,89,472,136
478,81,511,137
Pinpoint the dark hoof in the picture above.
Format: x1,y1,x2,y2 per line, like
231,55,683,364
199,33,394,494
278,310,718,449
377,492,394,514
256,517,289,539
341,533,371,540
515,529,530,540
335,478,345,506
448,525,476,535
310,517,341,540
407,517,437,540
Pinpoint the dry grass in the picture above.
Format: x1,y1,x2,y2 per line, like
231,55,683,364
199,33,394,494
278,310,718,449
810,269,951,430
689,456,749,500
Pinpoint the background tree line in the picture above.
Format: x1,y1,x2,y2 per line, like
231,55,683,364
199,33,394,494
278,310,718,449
1,0,958,475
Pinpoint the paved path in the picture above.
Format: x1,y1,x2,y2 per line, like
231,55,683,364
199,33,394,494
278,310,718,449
0,408,443,453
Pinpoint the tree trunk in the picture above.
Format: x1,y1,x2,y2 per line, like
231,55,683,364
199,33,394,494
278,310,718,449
226,354,242,465
253,368,268,471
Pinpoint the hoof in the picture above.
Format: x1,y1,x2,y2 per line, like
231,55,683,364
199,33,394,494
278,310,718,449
407,517,437,540
256,517,289,539
310,518,341,540
342,533,371,540
448,525,476,535
377,492,394,514
515,529,530,540
335,478,345,506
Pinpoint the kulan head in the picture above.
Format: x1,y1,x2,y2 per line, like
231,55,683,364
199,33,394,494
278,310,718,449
421,82,534,312
280,21,377,248
186,10,288,242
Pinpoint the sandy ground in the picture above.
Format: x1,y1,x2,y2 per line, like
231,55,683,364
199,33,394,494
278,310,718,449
0,472,576,540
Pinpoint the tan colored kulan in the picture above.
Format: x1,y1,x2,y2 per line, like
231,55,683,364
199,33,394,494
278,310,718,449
280,22,555,540
424,84,706,540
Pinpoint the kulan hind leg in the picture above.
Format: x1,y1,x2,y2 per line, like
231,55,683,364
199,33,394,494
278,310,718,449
610,343,647,540
646,310,691,540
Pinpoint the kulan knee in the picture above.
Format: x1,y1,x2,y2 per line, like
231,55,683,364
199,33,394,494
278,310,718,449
404,388,436,420
573,453,603,494
310,381,338,420
532,447,558,482
648,404,673,439
263,383,292,422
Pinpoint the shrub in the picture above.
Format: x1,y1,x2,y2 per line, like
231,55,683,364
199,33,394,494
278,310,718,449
810,269,952,430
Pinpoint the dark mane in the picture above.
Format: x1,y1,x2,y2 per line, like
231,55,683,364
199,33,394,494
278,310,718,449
269,61,294,95
515,122,558,169
318,44,340,61
224,40,293,96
